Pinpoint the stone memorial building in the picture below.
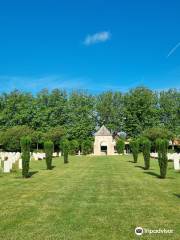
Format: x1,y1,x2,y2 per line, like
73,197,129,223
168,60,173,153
94,125,116,155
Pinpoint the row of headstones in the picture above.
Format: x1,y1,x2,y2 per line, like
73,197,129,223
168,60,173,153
32,152,60,160
0,152,22,173
150,152,180,170
0,151,61,173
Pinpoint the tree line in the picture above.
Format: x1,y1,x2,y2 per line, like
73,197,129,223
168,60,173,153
0,87,179,151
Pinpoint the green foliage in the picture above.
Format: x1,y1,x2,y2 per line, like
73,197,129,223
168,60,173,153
69,140,79,155
44,141,54,170
31,131,44,151
130,139,139,163
0,126,33,151
81,139,93,155
124,87,159,137
0,88,179,142
96,91,124,131
67,91,96,142
142,138,151,170
159,89,180,134
44,126,66,150
116,139,125,154
11,161,19,173
62,139,70,164
21,136,31,178
156,139,169,179
143,127,174,142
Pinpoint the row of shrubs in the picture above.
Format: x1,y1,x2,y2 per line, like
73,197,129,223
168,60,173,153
21,138,72,178
129,138,169,179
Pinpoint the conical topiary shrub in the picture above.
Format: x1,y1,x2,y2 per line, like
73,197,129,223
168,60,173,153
130,139,139,163
156,138,168,179
142,138,151,170
44,141,54,170
62,139,70,164
116,139,125,154
21,136,31,178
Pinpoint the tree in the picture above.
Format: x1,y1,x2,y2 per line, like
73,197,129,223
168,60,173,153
62,139,70,164
44,141,54,170
81,139,93,155
142,138,151,170
96,91,125,132
159,89,180,134
31,130,44,151
21,136,31,178
156,139,168,178
69,139,79,155
130,139,139,163
67,91,96,142
116,139,125,154
124,87,159,137
0,126,33,151
44,126,66,151
0,90,35,130
143,127,173,151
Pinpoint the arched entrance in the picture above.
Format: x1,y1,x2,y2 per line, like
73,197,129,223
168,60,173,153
100,141,108,155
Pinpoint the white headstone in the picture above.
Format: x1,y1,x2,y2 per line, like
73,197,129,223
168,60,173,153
4,160,10,173
173,157,180,170
19,159,22,170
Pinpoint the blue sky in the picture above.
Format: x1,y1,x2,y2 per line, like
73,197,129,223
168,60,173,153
0,0,180,93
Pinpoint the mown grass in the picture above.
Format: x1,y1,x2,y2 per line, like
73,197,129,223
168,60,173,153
0,154,179,240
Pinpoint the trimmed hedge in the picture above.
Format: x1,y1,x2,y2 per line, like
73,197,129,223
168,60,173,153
44,141,54,170
62,139,70,164
142,138,151,170
156,138,168,179
21,136,31,178
116,139,125,154
130,139,139,163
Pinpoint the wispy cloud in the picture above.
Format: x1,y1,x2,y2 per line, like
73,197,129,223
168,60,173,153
167,42,180,58
83,31,111,46
0,75,90,93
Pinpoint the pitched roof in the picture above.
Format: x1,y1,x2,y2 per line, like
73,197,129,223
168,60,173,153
95,125,112,136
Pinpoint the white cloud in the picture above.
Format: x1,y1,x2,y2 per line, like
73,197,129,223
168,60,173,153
83,31,111,46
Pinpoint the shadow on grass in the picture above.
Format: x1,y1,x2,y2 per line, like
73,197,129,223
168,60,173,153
173,194,180,198
29,171,39,177
144,171,175,179
14,171,39,179
144,171,160,178
127,160,135,163
135,165,145,170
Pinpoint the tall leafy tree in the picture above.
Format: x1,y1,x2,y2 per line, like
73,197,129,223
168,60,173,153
124,87,159,137
67,91,96,142
96,91,125,132
159,89,180,134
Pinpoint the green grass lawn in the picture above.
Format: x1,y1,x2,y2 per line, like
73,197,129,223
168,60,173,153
0,155,180,240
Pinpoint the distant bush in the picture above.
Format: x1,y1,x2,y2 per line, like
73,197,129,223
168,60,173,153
62,139,70,164
81,139,93,155
130,139,139,163
44,141,54,170
156,139,168,179
143,127,174,142
116,139,125,154
21,136,31,178
69,140,79,155
0,126,33,152
142,138,151,170
143,127,173,151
